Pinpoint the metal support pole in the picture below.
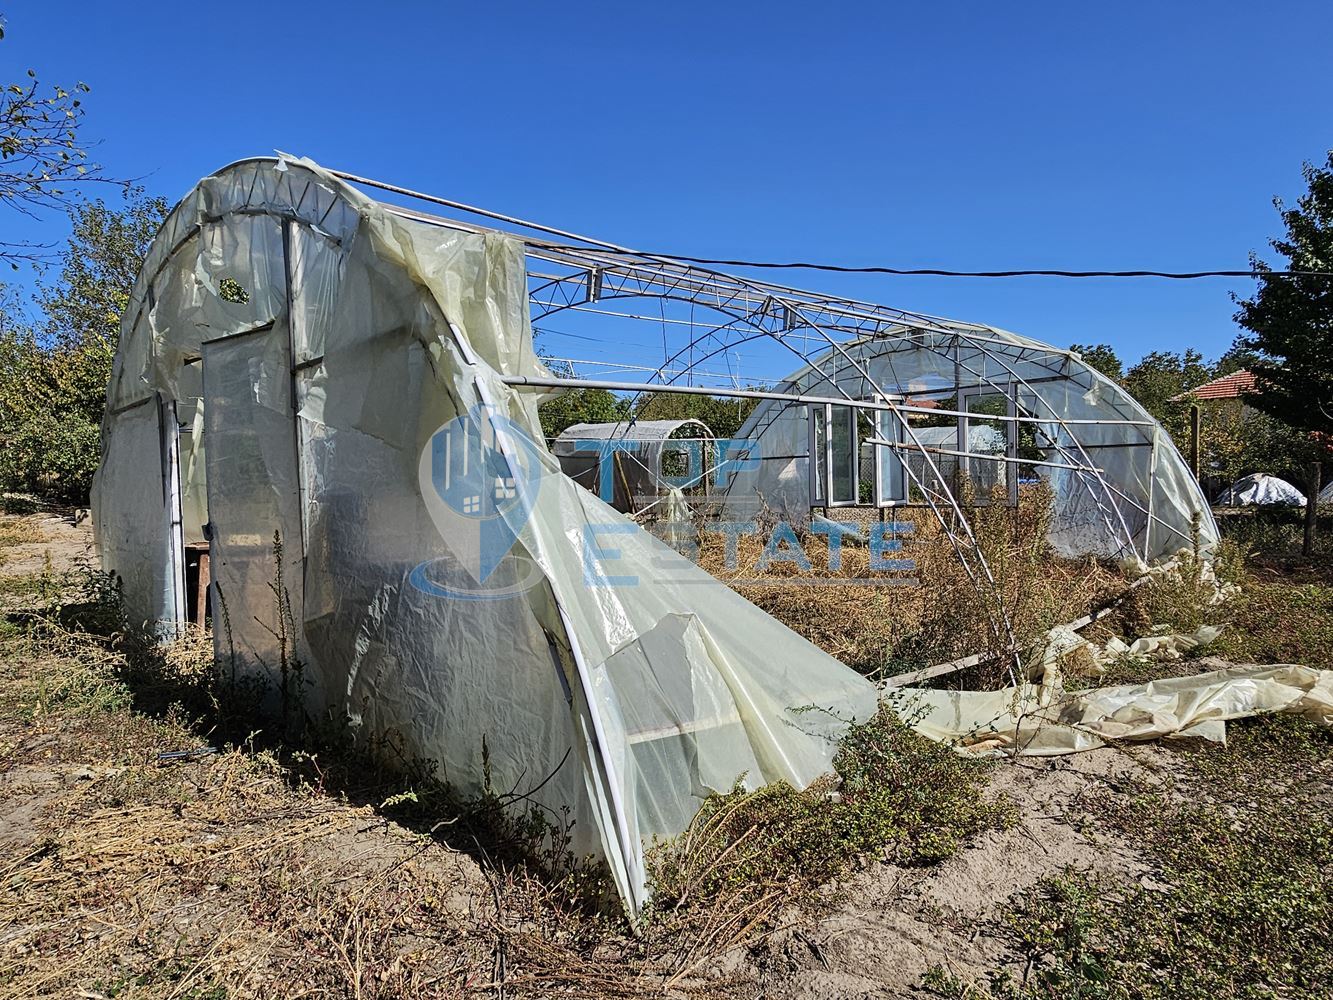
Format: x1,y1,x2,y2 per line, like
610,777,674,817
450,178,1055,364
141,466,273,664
1305,460,1322,558
1189,403,1201,481
500,374,1152,427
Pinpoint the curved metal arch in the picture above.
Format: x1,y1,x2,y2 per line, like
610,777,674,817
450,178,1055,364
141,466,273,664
553,277,1028,681
526,263,963,343
846,328,1141,557
530,261,1193,672
113,158,359,373
749,327,1147,559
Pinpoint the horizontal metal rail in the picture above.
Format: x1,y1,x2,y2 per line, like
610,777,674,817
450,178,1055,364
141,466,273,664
501,374,1155,427
865,438,1104,476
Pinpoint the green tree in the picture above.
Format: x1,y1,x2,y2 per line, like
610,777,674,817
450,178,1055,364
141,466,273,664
37,190,165,350
1238,409,1324,486
0,14,117,266
1233,151,1333,439
1122,349,1214,438
1214,336,1261,377
632,390,759,439
0,190,167,503
1068,343,1124,381
538,385,631,440
535,359,631,439
1233,151,1333,552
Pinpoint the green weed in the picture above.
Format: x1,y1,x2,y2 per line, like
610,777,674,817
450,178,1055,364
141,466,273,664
998,715,1333,999
647,703,1012,924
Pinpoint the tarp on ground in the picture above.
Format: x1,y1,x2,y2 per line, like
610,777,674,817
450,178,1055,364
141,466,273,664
907,661,1333,755
1214,472,1306,507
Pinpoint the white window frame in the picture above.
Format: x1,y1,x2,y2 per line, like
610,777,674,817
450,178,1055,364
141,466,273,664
808,396,908,508
808,403,829,506
875,402,908,506
957,382,1019,508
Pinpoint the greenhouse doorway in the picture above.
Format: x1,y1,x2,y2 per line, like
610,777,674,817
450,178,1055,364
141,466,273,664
198,324,305,668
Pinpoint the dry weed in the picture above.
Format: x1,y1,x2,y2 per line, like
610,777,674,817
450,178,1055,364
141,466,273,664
0,596,735,998
696,485,1126,685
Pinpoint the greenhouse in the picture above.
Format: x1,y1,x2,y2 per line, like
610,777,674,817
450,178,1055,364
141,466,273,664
93,156,1222,911
719,330,1216,562
553,418,714,514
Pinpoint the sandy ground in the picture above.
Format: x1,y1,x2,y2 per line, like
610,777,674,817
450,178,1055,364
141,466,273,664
0,510,94,578
709,749,1157,998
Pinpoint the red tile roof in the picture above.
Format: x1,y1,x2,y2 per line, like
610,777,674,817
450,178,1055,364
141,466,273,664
1174,369,1258,401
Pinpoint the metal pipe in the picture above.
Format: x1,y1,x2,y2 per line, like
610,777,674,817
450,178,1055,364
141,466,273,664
865,438,1104,475
501,374,1153,426
331,167,972,336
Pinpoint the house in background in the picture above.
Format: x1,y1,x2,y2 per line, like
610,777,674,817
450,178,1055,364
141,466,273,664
1175,369,1259,413
1176,369,1331,504
1172,369,1258,495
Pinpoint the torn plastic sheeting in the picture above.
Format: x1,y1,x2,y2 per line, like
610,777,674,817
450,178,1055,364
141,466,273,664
1106,626,1223,661
1032,623,1224,681
287,157,879,912
1119,547,1239,608
902,663,1333,756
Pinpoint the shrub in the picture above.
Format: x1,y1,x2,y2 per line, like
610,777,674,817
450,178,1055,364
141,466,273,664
646,701,1012,926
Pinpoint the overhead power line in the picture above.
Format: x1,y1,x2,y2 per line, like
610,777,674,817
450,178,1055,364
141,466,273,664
526,241,1333,281
331,168,1331,282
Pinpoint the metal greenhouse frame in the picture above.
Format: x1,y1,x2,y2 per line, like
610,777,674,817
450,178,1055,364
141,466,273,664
330,166,1218,673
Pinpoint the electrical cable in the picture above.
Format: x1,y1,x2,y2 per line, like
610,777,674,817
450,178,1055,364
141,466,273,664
330,169,1330,282
523,240,1333,281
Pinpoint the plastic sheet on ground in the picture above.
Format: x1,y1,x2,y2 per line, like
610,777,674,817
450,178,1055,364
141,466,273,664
1214,472,1306,507
904,662,1333,756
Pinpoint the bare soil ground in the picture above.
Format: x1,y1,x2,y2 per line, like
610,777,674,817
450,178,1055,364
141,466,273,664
713,749,1157,999
1,512,1327,998
0,511,92,579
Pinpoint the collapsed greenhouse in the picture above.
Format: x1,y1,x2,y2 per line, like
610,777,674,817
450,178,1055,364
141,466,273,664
97,155,1317,912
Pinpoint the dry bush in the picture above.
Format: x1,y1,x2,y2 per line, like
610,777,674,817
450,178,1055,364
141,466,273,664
697,484,1125,685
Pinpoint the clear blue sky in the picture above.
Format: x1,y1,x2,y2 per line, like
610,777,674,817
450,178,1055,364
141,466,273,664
4,1,1331,377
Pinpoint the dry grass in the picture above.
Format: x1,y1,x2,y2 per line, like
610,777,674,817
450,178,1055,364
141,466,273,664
696,485,1126,684
0,515,48,567
0,532,1024,997
0,591,754,998
1,622,489,999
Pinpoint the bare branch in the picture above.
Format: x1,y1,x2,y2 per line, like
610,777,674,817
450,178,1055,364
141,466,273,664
1,23,116,216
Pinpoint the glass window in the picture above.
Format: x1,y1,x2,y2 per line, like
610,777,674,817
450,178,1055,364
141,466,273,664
959,386,1016,506
830,405,856,504
809,404,827,504
876,407,907,505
